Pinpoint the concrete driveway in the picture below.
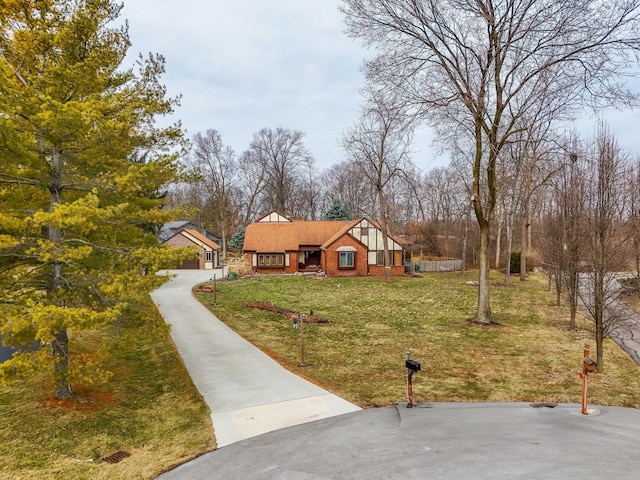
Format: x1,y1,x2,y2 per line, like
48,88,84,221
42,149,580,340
150,270,360,448
153,270,640,480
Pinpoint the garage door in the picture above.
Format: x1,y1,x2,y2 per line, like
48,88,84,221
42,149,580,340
176,258,200,269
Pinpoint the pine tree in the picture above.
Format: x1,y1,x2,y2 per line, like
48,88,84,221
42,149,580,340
228,225,246,251
0,0,190,397
322,198,353,220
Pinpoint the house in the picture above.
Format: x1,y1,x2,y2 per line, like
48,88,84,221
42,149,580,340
159,221,222,245
242,212,410,277
162,228,221,269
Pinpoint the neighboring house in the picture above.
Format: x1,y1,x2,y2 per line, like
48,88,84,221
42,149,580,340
162,228,221,270
242,212,410,277
159,221,222,245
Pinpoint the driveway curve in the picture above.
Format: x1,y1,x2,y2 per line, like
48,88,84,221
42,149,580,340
150,270,360,448
153,271,640,480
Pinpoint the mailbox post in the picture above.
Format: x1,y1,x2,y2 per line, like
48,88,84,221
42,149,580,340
292,313,307,367
580,343,597,415
405,352,421,408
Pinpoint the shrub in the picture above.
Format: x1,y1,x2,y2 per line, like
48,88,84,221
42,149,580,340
225,271,240,281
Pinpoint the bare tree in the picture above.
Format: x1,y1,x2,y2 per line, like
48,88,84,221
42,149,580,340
579,125,633,371
556,142,584,331
498,118,558,285
382,171,425,233
497,142,522,284
628,158,640,278
289,160,323,220
244,127,314,217
186,130,237,259
342,0,640,324
341,85,415,279
321,159,376,218
237,148,268,224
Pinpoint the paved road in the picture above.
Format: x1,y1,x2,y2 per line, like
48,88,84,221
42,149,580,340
608,300,640,365
577,272,640,365
150,270,360,448
154,270,640,479
159,402,640,479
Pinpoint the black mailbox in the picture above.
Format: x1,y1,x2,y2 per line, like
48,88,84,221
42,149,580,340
406,359,421,372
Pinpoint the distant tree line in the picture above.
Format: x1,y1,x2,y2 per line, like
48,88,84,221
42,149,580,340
170,0,640,368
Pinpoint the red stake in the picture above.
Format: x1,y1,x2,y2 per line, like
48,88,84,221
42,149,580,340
581,343,596,414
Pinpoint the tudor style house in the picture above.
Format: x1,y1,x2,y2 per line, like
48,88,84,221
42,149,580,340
242,212,410,277
162,228,221,270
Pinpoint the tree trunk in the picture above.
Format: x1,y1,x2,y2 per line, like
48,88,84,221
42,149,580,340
53,330,73,398
634,235,640,279
221,224,228,262
460,210,469,276
569,272,577,330
520,196,530,281
504,209,513,285
49,144,73,398
494,218,503,269
554,268,562,306
476,223,492,324
471,110,494,325
379,186,392,281
594,271,605,372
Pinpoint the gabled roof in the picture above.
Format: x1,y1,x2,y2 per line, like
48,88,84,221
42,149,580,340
164,220,194,229
183,229,220,250
365,219,412,246
320,218,363,249
256,211,292,223
159,220,197,241
163,229,220,250
243,219,353,252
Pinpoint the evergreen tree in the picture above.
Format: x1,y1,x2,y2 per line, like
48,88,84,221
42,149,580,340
228,225,246,251
0,0,190,397
322,198,353,220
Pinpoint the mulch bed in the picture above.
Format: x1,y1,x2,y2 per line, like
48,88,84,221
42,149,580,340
246,302,331,323
194,285,215,292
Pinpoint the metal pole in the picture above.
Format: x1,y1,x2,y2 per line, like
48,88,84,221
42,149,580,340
213,274,217,305
406,352,414,408
581,372,588,414
581,343,590,415
299,313,306,367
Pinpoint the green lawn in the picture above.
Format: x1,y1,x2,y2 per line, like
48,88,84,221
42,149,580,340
3,270,639,479
0,299,214,480
198,271,640,408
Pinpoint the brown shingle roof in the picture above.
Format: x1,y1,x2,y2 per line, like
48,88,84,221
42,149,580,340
243,219,354,252
182,229,220,250
320,218,362,249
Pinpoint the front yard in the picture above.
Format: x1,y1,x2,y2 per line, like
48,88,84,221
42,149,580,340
4,270,639,479
197,271,640,408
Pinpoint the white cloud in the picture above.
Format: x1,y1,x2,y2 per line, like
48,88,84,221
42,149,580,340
120,1,640,172
120,0,377,168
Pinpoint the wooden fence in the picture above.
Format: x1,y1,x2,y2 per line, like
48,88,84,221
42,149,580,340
413,259,463,272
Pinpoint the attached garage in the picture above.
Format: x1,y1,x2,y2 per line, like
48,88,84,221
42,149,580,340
162,229,221,270
176,258,200,269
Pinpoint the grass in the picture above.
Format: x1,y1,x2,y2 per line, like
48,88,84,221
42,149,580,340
0,299,214,480
4,271,639,478
197,271,640,408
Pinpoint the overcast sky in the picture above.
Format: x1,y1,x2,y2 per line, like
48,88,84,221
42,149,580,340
121,1,639,172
